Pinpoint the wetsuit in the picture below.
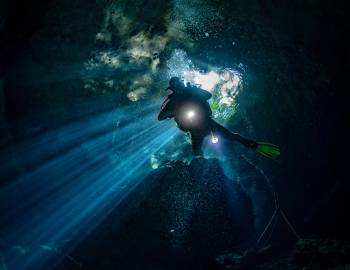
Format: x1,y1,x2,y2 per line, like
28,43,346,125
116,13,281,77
158,84,257,156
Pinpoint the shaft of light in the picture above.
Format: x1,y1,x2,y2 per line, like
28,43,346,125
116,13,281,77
0,100,178,270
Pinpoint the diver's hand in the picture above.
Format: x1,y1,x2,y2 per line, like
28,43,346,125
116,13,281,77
158,110,174,121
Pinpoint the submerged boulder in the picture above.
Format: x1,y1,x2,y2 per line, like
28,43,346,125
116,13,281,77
216,239,350,270
293,239,350,268
74,158,255,270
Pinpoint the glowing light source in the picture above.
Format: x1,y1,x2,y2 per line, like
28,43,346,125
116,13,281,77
211,131,218,144
186,110,195,119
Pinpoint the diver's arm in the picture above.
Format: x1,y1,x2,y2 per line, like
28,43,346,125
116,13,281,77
158,98,174,120
158,109,174,120
199,89,212,100
190,86,212,100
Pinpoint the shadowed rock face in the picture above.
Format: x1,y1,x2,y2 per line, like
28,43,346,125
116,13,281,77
73,158,255,270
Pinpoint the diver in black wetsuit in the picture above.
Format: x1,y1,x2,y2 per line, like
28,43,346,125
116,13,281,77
158,77,258,156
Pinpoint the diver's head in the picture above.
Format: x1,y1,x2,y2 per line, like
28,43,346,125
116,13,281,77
168,77,183,91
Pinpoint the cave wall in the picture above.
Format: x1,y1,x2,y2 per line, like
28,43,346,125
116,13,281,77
0,0,348,240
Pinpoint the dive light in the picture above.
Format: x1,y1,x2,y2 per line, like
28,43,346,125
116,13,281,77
211,131,218,144
186,110,195,119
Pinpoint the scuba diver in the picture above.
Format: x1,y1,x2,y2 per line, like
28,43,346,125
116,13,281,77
158,77,280,159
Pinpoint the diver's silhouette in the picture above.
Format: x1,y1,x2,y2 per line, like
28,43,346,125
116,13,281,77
158,77,258,156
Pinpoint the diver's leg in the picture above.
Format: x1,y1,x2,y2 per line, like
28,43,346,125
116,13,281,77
210,120,257,148
191,132,205,156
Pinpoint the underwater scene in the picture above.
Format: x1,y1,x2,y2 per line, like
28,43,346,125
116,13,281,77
0,0,348,269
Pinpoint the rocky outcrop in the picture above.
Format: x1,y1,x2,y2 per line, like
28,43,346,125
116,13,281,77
216,239,350,270
73,158,255,270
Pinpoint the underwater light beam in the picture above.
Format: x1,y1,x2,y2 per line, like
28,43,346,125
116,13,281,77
0,99,179,269
0,118,169,225
13,126,176,269
0,100,161,182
